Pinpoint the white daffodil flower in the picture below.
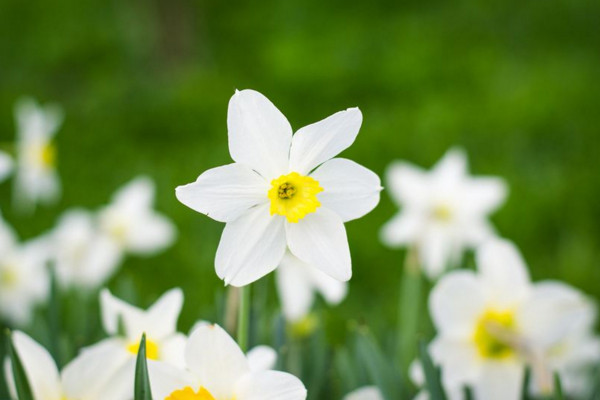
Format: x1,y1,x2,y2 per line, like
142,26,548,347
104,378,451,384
13,97,63,212
50,209,122,289
99,176,176,256
65,288,187,400
0,223,49,326
0,150,13,183
276,251,347,322
150,323,307,400
427,238,597,400
381,148,507,278
246,345,278,371
176,89,382,286
4,330,122,400
343,386,384,400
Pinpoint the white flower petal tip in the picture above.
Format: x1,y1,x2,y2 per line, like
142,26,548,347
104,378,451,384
344,386,385,400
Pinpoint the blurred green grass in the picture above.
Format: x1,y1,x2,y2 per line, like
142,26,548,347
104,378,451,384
0,0,599,395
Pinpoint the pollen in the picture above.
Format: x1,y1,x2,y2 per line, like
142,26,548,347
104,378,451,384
432,204,453,222
473,309,516,359
268,172,323,223
165,386,216,400
127,337,159,361
39,142,56,169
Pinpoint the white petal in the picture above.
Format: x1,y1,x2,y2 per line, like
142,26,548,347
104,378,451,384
343,386,384,400
517,281,595,348
473,361,523,400
289,108,362,175
247,345,278,371
143,288,184,341
385,161,429,206
10,331,62,400
235,370,307,400
112,176,154,209
227,89,292,179
432,147,468,185
123,212,176,255
62,338,131,400
310,158,381,222
286,207,351,281
100,289,143,336
147,361,196,400
0,151,13,182
462,177,508,216
160,333,188,368
276,253,315,322
420,225,454,279
476,239,531,308
185,324,250,399
379,212,421,247
216,204,286,286
429,337,480,388
176,163,268,223
308,263,348,305
429,271,486,338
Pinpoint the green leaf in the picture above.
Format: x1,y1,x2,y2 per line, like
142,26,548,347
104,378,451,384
521,366,532,400
134,333,153,400
418,340,447,400
7,332,34,400
553,372,564,400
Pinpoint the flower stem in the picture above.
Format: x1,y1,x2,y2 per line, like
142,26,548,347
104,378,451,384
398,247,422,375
237,285,251,352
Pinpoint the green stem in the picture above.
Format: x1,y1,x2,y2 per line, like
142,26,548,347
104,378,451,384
398,247,422,375
237,285,251,352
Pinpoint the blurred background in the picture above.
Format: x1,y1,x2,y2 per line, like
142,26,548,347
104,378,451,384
0,0,599,398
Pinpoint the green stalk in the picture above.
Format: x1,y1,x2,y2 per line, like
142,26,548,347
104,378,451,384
398,247,422,374
237,285,251,352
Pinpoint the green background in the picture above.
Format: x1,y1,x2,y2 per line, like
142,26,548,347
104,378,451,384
0,0,599,398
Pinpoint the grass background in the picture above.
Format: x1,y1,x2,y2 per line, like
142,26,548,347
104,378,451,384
0,0,599,398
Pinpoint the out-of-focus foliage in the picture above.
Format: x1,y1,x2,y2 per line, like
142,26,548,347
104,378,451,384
0,0,598,398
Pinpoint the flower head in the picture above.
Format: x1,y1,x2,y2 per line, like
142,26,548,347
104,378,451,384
176,89,381,286
381,148,507,278
427,238,598,399
13,97,63,212
150,324,307,400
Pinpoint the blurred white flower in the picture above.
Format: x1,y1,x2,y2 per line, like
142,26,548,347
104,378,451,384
0,222,49,326
13,97,63,212
176,89,381,286
343,386,384,400
4,331,118,400
149,323,307,400
65,288,186,400
49,209,122,289
0,151,13,183
380,148,507,278
427,238,598,400
99,176,176,256
246,345,278,371
276,251,347,322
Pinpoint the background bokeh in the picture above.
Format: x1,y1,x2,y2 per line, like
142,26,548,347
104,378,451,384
0,0,599,398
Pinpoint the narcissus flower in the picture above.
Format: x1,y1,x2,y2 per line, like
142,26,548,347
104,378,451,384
149,324,307,400
276,251,347,322
380,148,507,278
99,176,176,256
13,97,63,212
427,239,598,400
0,221,49,326
176,89,381,286
4,331,117,400
50,209,122,289
66,288,187,400
343,386,384,400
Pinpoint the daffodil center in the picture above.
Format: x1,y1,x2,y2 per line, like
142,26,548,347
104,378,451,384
431,204,452,222
268,172,323,223
165,386,216,400
127,337,159,361
37,142,56,169
473,309,516,359
0,266,18,287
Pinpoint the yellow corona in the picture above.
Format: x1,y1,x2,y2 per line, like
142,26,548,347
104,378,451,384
268,172,323,223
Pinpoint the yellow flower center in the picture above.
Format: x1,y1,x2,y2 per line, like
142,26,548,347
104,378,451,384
38,142,56,169
127,337,159,361
473,309,516,359
268,172,323,223
432,204,452,222
165,387,216,400
0,266,18,287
